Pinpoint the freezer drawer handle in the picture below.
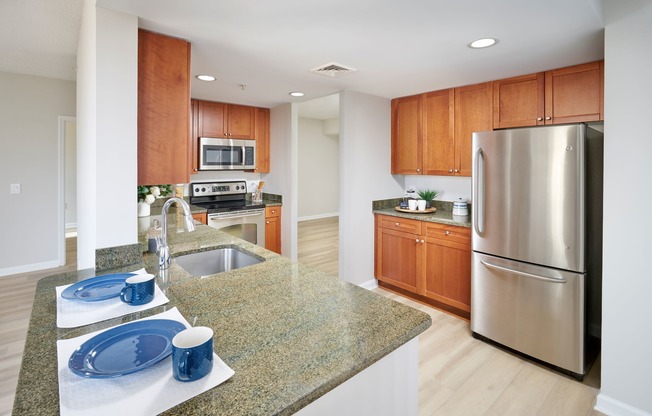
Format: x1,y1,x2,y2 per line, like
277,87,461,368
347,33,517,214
480,260,567,283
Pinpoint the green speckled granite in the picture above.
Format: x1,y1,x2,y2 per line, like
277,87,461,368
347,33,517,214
373,199,472,228
262,192,282,206
95,243,142,270
13,221,430,416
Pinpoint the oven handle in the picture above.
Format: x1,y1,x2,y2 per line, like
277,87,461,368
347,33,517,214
209,210,264,220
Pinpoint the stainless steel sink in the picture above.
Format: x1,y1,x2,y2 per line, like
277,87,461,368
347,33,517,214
174,247,263,276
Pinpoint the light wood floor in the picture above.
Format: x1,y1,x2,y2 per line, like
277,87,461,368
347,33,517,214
298,217,604,416
0,237,77,416
1,223,604,416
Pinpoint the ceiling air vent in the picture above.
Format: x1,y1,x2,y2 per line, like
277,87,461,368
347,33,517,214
310,62,357,78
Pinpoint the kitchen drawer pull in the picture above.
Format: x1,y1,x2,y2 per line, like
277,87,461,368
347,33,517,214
480,260,567,283
545,116,552,120
396,222,400,226
537,117,543,121
445,230,450,235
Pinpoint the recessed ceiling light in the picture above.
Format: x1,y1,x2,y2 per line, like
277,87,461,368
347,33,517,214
289,91,305,97
196,75,216,81
468,38,498,49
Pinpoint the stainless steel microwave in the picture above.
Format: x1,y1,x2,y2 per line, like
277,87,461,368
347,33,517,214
199,137,256,171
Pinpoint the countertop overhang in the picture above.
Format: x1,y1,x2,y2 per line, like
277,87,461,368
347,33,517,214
13,218,431,415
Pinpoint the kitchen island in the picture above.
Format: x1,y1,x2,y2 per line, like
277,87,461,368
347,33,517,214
13,218,431,415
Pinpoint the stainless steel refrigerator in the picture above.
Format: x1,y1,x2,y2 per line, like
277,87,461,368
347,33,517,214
471,123,602,379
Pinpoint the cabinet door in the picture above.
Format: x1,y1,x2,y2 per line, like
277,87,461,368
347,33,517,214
189,99,199,174
375,226,421,293
227,104,256,138
454,82,492,177
423,236,471,312
255,107,270,173
391,95,422,174
493,73,545,129
191,212,207,225
423,89,455,176
199,101,227,137
545,61,603,125
138,30,190,185
265,206,281,254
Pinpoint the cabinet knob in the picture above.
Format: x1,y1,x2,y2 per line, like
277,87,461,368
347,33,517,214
448,169,453,173
266,221,270,224
537,117,543,121
416,168,421,173
415,238,420,243
396,222,400,226
445,230,450,235
545,116,552,120
454,169,459,173
420,240,425,244
272,210,276,214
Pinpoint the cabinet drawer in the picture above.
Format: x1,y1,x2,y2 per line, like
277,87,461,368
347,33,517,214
425,222,470,245
377,215,422,234
265,206,281,218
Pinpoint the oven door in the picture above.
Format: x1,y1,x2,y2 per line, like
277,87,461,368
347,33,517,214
199,137,246,170
207,209,265,246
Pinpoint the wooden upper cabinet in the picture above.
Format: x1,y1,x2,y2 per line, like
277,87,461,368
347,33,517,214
493,73,545,128
391,95,422,174
422,89,455,176
493,61,604,129
197,101,255,139
138,29,191,185
227,104,256,138
255,107,270,173
454,82,493,176
545,61,603,125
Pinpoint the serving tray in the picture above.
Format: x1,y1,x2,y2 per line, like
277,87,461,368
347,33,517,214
395,206,437,214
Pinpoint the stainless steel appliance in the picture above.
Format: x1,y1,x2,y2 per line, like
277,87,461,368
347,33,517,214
189,181,265,246
199,137,256,171
471,123,603,379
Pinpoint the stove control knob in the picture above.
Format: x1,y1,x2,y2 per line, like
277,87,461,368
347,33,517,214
194,187,199,193
201,187,206,192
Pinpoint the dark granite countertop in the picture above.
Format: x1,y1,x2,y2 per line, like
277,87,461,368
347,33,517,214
373,198,472,228
13,219,430,415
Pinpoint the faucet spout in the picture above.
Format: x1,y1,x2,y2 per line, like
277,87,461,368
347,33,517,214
158,197,195,269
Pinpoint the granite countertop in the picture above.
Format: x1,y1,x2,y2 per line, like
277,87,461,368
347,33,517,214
373,198,472,228
13,219,431,415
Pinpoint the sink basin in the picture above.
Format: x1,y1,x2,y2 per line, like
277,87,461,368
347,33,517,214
174,247,263,276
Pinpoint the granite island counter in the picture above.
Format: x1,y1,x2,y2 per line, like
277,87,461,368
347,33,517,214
13,218,431,415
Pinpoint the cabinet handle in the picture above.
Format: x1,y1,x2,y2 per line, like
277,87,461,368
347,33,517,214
271,210,276,214
421,240,424,244
445,230,450,235
537,117,543,121
415,238,419,243
545,116,552,120
448,169,453,173
454,169,459,173
266,221,270,224
416,168,421,173
396,222,400,226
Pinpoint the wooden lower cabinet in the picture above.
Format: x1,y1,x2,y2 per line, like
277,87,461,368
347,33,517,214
191,212,207,225
265,206,282,254
375,214,471,318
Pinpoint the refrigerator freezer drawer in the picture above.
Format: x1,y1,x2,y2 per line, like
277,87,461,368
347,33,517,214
471,252,586,374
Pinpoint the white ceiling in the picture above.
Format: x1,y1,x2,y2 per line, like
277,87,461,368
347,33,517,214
1,0,604,115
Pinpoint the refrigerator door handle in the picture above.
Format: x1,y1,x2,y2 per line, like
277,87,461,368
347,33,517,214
474,147,485,236
480,260,568,284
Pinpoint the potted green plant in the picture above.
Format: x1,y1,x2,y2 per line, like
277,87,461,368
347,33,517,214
417,189,438,208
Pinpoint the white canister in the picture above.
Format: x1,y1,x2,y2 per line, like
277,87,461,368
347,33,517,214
417,200,427,211
452,198,469,216
408,199,417,210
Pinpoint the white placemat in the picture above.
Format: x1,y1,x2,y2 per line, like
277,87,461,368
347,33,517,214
56,307,235,416
56,268,170,328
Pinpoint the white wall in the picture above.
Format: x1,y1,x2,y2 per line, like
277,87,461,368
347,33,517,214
298,117,339,220
404,176,472,203
264,103,298,260
339,90,405,286
64,120,77,227
77,2,138,268
0,72,75,276
596,1,652,415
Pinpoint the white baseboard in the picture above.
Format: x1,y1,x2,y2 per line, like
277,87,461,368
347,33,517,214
298,212,339,222
595,392,652,416
0,259,61,277
357,279,378,290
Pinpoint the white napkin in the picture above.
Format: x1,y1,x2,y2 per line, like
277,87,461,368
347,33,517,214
56,268,170,328
56,307,235,416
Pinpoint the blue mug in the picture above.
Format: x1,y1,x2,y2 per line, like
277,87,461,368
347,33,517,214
172,327,214,382
119,274,155,305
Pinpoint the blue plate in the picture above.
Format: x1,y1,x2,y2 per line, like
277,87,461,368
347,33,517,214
69,319,187,378
61,273,136,302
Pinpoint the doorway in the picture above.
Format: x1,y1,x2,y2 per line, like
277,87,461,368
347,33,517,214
296,94,340,276
59,116,77,266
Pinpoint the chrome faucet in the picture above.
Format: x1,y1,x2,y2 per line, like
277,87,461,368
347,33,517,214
157,197,195,269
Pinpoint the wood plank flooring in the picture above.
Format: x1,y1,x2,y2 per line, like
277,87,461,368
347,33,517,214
298,217,604,416
1,221,603,415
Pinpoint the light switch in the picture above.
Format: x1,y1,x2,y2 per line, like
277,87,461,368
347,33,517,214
10,183,21,194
